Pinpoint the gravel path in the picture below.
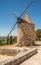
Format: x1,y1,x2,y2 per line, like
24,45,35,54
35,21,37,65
0,55,13,63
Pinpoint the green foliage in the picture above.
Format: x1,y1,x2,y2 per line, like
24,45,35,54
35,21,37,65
7,36,9,44
35,29,41,40
13,36,17,43
0,39,2,45
0,39,4,46
10,35,13,45
0,36,17,46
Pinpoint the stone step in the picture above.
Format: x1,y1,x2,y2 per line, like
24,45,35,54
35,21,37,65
0,48,37,65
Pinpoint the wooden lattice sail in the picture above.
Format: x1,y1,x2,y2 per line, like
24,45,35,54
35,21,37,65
17,15,35,46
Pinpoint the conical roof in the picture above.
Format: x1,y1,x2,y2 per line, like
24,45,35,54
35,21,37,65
23,14,32,23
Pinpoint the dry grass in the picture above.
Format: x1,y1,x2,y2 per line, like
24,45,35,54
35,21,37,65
35,41,41,44
0,41,41,49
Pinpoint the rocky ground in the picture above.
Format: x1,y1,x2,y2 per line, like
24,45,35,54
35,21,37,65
20,41,41,65
0,41,41,65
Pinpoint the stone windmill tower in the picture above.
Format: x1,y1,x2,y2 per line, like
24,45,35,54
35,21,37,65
8,1,35,46
17,15,35,46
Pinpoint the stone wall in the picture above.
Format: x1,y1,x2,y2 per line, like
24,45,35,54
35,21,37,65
1,48,37,65
17,18,35,46
0,49,17,56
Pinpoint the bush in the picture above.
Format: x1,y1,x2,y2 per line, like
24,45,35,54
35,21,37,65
0,39,3,46
13,36,17,43
35,29,41,41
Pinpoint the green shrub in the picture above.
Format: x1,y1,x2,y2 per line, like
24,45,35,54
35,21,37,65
13,36,17,43
0,39,3,46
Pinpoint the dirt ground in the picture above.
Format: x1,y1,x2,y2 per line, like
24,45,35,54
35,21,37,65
0,41,41,49
35,41,41,44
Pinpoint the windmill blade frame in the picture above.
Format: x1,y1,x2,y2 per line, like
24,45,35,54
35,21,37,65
19,0,34,17
8,22,17,36
8,0,34,36
12,12,18,18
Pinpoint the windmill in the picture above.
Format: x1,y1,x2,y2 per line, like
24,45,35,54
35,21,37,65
8,0,35,46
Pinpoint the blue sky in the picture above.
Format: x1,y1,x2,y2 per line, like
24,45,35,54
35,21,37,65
0,0,41,36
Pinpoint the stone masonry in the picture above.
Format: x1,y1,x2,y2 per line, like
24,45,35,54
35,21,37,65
17,15,35,46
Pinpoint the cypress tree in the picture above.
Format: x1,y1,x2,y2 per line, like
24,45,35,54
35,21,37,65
10,35,13,45
7,36,9,44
